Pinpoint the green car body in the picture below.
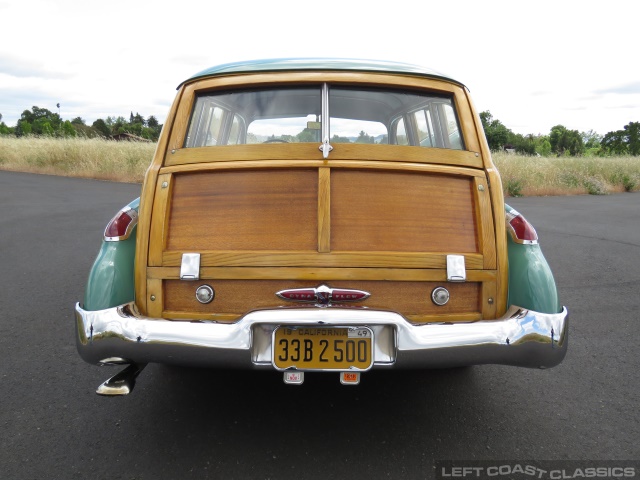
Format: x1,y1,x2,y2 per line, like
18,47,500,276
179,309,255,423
83,197,139,311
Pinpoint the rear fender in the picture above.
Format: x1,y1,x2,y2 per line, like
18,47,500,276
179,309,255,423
83,198,139,311
505,204,561,314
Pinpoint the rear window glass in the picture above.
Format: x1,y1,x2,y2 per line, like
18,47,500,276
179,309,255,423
184,85,463,150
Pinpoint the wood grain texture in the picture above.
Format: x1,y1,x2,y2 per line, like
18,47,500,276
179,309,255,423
163,279,480,323
166,169,318,251
318,167,331,252
148,173,172,267
165,144,483,168
161,251,484,269
331,169,478,253
147,266,497,282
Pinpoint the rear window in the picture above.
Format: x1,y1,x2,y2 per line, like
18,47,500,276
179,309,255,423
184,85,464,150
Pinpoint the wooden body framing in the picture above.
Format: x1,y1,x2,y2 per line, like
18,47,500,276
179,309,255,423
135,71,508,324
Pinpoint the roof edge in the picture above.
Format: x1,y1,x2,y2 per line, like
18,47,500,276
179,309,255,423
179,58,464,89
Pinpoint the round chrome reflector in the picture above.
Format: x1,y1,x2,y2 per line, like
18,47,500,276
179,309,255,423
195,285,215,304
431,287,450,306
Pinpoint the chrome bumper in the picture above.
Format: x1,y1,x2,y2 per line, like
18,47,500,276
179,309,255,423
75,303,568,370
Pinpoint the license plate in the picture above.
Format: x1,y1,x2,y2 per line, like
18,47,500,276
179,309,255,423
272,326,373,371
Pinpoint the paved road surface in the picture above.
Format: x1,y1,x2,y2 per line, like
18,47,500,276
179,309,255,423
1,171,638,479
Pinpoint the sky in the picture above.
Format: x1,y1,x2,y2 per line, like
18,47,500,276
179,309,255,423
1,0,639,136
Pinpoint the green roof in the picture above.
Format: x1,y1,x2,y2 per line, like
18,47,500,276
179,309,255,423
182,58,463,88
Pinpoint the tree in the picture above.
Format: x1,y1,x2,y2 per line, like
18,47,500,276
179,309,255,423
331,134,351,143
536,137,552,156
479,111,510,151
601,130,627,155
355,130,375,144
601,122,640,155
624,122,640,155
295,128,317,143
549,125,584,156
92,118,111,137
16,106,64,136
132,112,145,126
581,130,602,149
62,120,77,137
15,120,32,136
508,133,537,155
147,116,159,129
0,112,10,135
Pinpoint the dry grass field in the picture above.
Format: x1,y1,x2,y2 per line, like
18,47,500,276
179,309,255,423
0,136,155,183
1,136,639,196
493,151,640,196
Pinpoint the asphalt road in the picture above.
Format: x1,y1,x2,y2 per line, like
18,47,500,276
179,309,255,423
1,171,638,480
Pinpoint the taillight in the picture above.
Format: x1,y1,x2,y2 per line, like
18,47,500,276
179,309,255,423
505,208,538,244
104,207,138,241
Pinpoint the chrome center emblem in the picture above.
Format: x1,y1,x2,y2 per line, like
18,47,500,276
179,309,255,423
276,284,370,305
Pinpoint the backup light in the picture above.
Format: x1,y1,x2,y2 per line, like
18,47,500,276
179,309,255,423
195,285,215,304
431,287,450,306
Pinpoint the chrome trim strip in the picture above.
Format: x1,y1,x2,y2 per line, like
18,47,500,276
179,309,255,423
318,83,333,158
76,303,568,370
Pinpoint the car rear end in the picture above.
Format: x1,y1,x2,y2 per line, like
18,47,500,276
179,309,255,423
76,59,567,393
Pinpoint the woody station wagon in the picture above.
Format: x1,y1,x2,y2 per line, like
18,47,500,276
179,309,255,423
75,58,568,395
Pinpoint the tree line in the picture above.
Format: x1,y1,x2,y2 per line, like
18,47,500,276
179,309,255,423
1,105,639,156
480,111,640,157
0,107,163,141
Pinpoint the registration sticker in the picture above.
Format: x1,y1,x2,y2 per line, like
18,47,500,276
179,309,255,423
283,371,304,385
340,372,361,385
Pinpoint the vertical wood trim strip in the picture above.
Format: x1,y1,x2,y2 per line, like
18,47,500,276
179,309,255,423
481,281,497,320
318,167,331,253
474,176,497,270
146,279,163,318
148,173,173,266
134,86,185,316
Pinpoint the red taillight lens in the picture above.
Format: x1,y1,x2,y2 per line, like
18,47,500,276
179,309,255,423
104,208,138,241
506,209,538,244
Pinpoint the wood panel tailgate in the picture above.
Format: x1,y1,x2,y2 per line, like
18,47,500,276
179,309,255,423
144,164,498,323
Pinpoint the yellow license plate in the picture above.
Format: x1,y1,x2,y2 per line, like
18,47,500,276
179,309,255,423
273,326,373,371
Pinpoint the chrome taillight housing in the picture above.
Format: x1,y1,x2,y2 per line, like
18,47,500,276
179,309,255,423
505,208,538,244
104,207,138,241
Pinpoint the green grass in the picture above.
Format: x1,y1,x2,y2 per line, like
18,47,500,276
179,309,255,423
1,136,639,195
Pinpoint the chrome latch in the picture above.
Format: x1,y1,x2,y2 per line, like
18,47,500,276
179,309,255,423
446,255,466,282
180,253,201,280
319,137,333,159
